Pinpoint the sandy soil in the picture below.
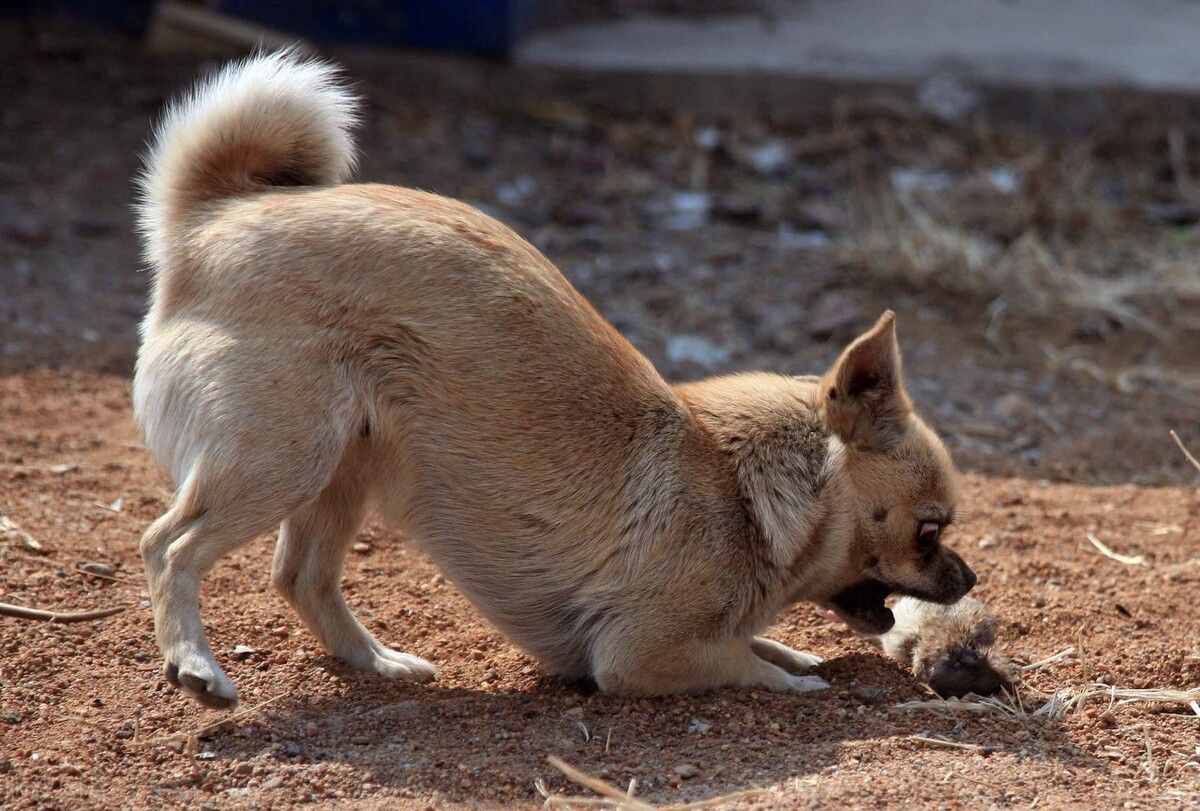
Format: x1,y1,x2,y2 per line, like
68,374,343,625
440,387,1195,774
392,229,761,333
2,20,1199,810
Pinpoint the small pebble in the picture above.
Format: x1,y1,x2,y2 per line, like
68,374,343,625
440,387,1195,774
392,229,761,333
352,542,371,555
673,763,699,780
850,686,888,705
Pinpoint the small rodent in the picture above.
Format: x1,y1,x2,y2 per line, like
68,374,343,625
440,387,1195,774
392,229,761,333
878,596,1015,698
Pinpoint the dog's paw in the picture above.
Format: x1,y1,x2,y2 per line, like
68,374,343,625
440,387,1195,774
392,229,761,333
777,648,824,671
164,654,238,709
751,637,824,674
783,673,831,693
370,647,438,684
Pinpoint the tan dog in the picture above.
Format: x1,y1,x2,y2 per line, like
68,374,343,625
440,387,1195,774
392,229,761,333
879,596,1014,698
133,51,975,708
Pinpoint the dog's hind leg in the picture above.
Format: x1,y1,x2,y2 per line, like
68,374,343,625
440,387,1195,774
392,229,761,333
138,366,363,708
140,469,289,709
271,451,437,684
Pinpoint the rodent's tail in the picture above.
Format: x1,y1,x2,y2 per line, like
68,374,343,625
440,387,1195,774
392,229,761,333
136,47,360,269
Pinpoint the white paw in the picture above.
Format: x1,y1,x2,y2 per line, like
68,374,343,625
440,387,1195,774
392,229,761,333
784,673,831,693
783,649,824,670
165,650,239,709
753,637,824,672
370,647,438,683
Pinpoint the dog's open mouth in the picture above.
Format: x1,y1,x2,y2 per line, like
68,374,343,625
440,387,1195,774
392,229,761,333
828,578,895,635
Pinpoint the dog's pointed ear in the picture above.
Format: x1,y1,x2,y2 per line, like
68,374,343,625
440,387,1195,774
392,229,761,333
820,310,912,450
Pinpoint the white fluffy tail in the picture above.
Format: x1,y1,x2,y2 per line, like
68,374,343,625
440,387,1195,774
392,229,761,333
136,48,360,270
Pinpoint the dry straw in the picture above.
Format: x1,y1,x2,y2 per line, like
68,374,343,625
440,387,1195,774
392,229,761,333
1085,533,1146,566
1171,430,1200,475
896,682,1200,723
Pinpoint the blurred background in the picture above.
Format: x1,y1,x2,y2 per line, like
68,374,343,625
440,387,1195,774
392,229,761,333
2,0,1198,485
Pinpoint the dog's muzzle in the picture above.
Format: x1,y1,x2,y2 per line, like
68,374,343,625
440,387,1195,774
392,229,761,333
828,578,895,635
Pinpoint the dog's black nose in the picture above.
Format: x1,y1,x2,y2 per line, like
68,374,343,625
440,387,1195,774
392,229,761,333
963,563,977,592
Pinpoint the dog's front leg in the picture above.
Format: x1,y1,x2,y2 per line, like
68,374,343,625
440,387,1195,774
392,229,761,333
591,637,830,696
750,636,824,674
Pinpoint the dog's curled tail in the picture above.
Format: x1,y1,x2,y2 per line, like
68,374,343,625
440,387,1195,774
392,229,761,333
136,48,360,270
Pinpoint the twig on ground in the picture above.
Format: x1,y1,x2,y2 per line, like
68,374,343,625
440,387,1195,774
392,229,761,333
136,689,292,747
910,735,992,753
1170,430,1200,475
75,563,139,584
1021,647,1076,672
546,756,654,810
894,698,1010,716
0,601,126,623
1086,533,1146,566
659,790,777,811
540,756,772,811
5,546,138,585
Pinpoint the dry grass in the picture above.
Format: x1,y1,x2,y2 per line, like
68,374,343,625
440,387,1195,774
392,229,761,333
896,638,1198,724
896,683,1200,724
833,109,1200,348
845,189,1200,343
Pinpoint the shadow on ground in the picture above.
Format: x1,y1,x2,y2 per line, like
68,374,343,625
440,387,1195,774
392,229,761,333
183,651,1101,805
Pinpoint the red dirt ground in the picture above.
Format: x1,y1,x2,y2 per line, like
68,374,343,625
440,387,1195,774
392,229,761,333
2,20,1199,811
3,371,1199,809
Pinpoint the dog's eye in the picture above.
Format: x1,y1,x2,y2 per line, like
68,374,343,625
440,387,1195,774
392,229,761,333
916,521,942,550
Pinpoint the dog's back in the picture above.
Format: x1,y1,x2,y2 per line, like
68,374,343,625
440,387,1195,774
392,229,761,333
135,51,976,709
133,52,733,704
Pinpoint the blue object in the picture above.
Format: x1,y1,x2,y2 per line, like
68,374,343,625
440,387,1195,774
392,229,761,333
217,0,539,57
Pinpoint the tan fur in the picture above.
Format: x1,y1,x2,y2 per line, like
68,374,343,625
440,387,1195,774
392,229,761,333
132,52,975,708
880,596,1015,697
